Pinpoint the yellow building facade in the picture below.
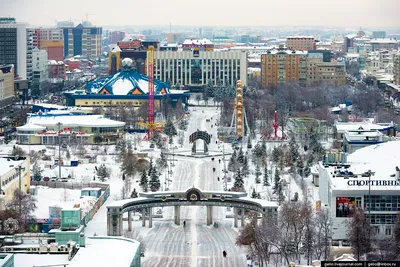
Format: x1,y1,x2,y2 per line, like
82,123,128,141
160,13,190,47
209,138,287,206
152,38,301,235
0,64,14,109
0,158,30,208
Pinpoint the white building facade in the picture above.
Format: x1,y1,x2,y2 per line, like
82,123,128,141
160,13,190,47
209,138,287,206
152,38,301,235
32,48,48,96
153,50,247,87
319,141,400,241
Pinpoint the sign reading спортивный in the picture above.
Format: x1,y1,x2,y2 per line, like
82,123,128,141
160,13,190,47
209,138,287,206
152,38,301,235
347,180,400,186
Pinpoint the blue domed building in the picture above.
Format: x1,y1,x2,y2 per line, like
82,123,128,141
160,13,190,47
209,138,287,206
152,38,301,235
65,58,189,110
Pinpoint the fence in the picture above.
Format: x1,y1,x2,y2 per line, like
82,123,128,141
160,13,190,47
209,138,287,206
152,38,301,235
31,181,109,190
81,185,110,226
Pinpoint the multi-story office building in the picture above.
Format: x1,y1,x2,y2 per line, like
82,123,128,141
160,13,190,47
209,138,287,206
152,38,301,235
261,48,307,87
0,18,32,81
62,24,102,59
108,31,125,44
261,48,346,87
315,62,346,86
32,48,48,96
286,36,316,51
370,39,399,51
394,52,400,85
372,31,386,39
153,50,247,87
33,28,64,61
0,64,14,109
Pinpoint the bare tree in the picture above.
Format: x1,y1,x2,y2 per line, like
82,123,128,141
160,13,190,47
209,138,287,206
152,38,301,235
313,209,332,261
347,207,373,260
60,188,71,202
7,190,37,231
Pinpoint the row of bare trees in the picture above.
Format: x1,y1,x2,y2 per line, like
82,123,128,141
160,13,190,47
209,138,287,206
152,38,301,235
237,201,332,266
217,79,399,135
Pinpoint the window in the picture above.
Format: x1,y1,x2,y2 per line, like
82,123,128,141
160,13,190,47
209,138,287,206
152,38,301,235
386,227,392,236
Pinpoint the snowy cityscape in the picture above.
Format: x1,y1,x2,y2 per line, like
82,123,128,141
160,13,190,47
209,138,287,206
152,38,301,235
1,1,400,267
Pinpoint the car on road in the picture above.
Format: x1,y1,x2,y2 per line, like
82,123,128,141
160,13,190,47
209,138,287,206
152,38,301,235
43,177,50,182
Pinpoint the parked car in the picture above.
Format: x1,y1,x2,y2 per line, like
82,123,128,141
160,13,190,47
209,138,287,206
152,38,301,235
43,177,50,182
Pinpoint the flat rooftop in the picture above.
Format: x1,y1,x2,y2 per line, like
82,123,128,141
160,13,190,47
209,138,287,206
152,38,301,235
68,237,140,267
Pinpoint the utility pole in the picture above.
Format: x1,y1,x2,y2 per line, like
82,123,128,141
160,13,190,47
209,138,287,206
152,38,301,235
222,142,227,191
57,122,62,179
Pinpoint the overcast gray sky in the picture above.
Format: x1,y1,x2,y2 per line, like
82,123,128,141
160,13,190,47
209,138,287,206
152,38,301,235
2,0,399,28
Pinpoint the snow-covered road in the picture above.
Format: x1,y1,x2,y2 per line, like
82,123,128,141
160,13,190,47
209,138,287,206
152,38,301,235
142,106,247,267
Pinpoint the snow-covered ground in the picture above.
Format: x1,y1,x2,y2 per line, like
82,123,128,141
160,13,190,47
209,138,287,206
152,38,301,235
9,102,323,267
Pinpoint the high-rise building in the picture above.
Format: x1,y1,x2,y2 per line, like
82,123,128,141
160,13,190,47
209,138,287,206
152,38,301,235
286,36,316,51
33,28,64,61
32,48,48,96
261,48,307,87
153,50,247,87
0,64,14,109
261,48,346,87
62,24,102,59
394,52,400,85
108,31,125,44
0,18,32,81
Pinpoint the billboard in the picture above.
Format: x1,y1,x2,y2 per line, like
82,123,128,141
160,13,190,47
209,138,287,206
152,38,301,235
193,47,199,57
336,197,356,217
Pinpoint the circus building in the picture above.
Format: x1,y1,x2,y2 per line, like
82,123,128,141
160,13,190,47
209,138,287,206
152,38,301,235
64,58,189,109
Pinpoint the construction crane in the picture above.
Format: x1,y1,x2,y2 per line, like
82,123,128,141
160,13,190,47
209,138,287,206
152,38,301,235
85,13,95,22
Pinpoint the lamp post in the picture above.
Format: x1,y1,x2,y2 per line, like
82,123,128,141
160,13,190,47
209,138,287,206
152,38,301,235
15,165,26,215
57,122,62,179
221,142,227,191
367,169,375,237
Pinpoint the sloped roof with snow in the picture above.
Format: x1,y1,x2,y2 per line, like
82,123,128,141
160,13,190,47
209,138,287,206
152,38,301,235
85,65,170,95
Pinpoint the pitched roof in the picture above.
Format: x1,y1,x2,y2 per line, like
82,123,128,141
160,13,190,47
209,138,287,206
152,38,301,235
85,67,170,95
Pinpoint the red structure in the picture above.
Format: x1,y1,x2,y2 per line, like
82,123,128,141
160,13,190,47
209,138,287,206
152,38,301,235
272,111,279,139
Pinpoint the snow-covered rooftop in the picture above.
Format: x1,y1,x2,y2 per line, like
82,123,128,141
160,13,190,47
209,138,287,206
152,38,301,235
68,237,140,267
16,124,46,131
0,158,25,177
370,38,398,44
287,36,315,39
334,121,393,132
183,38,213,45
324,141,400,190
26,114,125,128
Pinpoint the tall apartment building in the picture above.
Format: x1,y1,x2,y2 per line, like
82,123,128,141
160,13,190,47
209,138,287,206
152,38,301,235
286,36,316,51
32,48,48,96
153,50,247,87
0,64,14,109
33,28,64,61
261,48,307,87
394,52,400,85
62,24,102,59
261,48,346,87
0,18,33,81
108,31,125,44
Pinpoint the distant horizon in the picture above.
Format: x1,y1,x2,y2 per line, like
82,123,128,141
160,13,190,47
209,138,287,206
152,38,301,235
27,24,400,34
3,0,399,29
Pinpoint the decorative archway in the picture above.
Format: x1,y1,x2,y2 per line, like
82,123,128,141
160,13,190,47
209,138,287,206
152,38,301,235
189,130,211,155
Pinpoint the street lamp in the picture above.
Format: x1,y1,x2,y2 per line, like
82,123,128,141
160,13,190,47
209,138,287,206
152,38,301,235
57,122,62,179
15,165,26,214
